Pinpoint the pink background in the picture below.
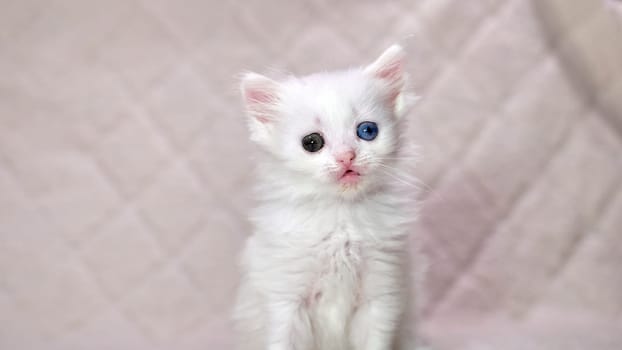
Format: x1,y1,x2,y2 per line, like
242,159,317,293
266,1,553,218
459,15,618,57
1,0,621,349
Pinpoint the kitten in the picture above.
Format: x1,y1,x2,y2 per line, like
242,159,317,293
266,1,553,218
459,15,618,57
233,45,419,350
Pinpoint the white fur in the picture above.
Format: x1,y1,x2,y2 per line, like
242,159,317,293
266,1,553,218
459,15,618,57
234,45,419,350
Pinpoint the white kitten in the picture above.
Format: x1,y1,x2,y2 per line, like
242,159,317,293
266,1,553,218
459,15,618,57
234,45,419,350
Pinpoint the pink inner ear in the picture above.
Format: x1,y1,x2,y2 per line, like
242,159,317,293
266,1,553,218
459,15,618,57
244,86,278,124
376,60,401,82
246,89,274,104
255,115,270,123
375,60,402,104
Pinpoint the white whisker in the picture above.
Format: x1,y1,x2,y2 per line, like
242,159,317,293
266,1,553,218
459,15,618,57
374,163,432,192
376,168,421,190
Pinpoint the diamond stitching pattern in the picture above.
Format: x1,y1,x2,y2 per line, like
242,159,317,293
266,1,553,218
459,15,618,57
1,0,621,348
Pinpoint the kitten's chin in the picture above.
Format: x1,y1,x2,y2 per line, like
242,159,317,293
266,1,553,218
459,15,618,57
335,175,376,200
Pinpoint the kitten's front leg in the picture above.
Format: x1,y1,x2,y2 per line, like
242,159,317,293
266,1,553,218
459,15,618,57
352,295,404,350
351,254,408,350
266,300,311,350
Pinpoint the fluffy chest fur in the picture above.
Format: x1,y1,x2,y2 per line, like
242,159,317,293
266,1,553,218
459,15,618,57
240,196,410,349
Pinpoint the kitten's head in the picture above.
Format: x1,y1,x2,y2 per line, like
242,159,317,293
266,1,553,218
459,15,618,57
241,45,415,200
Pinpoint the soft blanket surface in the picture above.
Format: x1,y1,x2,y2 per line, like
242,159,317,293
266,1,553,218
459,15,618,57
0,0,621,349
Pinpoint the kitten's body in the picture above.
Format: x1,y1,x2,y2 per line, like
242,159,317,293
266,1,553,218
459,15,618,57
234,46,418,350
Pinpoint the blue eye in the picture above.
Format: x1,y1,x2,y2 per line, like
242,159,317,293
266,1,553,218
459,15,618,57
356,121,378,141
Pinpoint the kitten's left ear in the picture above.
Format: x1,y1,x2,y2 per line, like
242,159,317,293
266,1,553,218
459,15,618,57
365,45,414,118
240,72,281,145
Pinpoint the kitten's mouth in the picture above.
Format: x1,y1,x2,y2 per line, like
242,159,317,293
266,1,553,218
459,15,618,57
339,169,361,185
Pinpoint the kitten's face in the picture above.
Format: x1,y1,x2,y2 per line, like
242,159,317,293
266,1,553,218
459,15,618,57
242,45,412,199
273,74,399,196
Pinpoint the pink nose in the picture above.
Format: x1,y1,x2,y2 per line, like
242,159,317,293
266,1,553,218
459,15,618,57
335,150,356,168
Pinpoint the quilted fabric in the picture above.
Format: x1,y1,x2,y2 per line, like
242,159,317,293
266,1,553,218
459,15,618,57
0,0,621,349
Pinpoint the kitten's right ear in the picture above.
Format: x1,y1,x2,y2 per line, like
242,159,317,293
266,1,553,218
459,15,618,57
365,45,416,118
240,72,281,144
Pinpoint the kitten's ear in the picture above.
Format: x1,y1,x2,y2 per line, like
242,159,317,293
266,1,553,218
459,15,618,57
366,44,405,85
365,45,414,118
240,72,280,144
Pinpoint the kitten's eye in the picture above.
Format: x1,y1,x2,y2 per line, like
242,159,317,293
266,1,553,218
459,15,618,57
357,121,379,141
301,133,324,152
